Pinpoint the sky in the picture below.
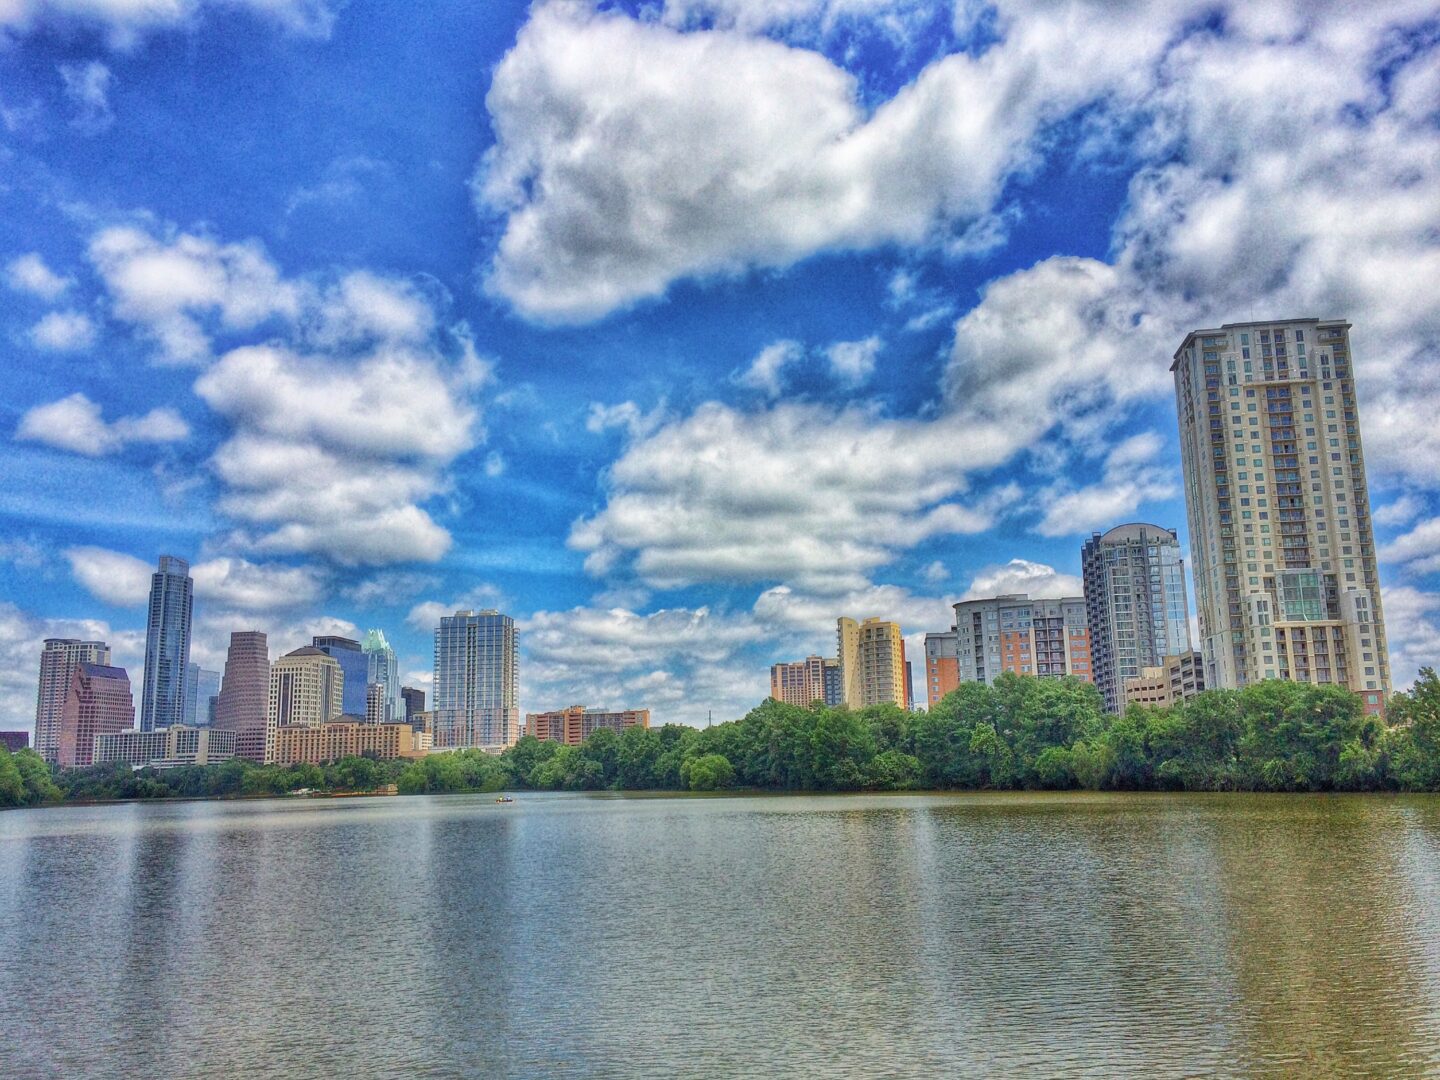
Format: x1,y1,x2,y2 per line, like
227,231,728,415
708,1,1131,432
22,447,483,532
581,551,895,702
1,0,1438,734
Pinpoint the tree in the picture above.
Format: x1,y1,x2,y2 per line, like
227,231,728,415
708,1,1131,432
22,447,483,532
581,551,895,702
681,753,734,791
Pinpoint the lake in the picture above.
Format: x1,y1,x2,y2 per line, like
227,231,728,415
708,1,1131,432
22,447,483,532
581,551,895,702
3,791,1439,1077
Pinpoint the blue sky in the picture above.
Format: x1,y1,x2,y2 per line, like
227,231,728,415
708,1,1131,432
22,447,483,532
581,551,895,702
2,0,1439,731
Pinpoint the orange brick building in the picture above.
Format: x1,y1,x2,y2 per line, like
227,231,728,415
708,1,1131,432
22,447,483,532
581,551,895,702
525,706,650,745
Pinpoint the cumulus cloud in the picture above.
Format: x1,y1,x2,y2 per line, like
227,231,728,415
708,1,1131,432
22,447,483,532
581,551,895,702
28,310,98,352
1379,586,1440,689
961,559,1083,601
1,0,337,49
1380,519,1440,577
735,340,803,398
477,2,1115,322
16,392,188,456
1033,432,1178,538
64,546,326,612
5,253,71,300
824,335,882,389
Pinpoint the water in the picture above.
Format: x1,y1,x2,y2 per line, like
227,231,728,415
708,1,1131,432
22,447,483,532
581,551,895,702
3,792,1440,1078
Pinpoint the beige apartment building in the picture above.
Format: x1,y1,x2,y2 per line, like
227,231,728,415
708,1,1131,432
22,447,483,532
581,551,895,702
768,655,840,707
1172,319,1388,713
269,722,431,765
836,617,907,709
950,595,1093,686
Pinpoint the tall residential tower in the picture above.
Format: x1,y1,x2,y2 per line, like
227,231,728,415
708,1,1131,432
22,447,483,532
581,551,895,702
1172,319,1388,711
139,555,193,732
835,617,907,709
1082,524,1192,714
433,610,518,750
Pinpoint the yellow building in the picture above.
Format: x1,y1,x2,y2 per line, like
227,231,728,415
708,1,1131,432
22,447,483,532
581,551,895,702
837,617,907,709
269,722,430,765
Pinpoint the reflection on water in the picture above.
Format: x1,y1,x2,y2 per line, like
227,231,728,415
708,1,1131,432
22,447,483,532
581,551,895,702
3,792,1439,1078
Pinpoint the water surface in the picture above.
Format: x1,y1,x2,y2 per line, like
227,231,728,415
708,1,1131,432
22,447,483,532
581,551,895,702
3,791,1439,1077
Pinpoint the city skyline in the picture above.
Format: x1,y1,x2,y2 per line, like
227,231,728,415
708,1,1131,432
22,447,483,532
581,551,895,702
3,2,1439,736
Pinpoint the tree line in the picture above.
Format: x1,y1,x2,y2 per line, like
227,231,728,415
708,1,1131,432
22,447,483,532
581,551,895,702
4,668,1440,810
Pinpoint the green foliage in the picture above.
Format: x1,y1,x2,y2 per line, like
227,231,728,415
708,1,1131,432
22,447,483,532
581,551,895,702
18,670,1440,809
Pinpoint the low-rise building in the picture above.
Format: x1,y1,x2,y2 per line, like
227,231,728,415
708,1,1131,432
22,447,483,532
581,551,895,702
0,731,30,752
924,631,959,707
94,726,238,769
269,722,429,765
1166,651,1206,702
1124,668,1172,709
526,706,650,745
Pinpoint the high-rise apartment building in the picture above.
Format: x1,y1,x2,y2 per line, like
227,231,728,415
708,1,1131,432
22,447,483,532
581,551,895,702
312,636,370,717
362,629,401,724
140,555,193,732
1172,319,1388,712
34,637,110,763
213,631,271,763
951,595,1092,686
769,655,833,707
526,705,650,745
923,631,959,707
835,617,907,709
57,663,134,768
1082,524,1192,714
433,610,518,750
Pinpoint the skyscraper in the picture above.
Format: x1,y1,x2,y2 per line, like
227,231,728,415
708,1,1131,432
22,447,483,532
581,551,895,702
433,610,518,750
950,594,1093,686
1082,524,1192,714
401,686,426,724
182,663,223,727
57,663,134,768
1172,319,1388,712
213,631,271,763
312,635,369,717
267,648,344,761
835,617,907,709
139,555,193,732
34,637,110,763
362,628,401,724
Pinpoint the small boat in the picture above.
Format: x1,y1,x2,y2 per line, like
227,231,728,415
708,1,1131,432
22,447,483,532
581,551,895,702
495,795,515,803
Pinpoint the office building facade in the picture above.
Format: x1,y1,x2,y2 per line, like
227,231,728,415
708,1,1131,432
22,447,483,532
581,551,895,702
213,631,271,763
183,664,222,727
362,629,402,724
1082,523,1192,714
1173,319,1388,712
57,663,135,768
268,648,345,752
34,637,110,763
401,686,426,725
312,636,370,717
140,555,193,732
433,610,518,750
94,726,237,769
951,595,1093,686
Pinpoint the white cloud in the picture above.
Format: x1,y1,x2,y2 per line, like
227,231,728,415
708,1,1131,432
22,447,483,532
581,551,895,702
483,451,506,478
1379,518,1440,577
961,559,1083,601
343,571,439,608
477,3,1107,322
405,585,507,633
1374,494,1423,529
586,399,670,440
28,310,98,352
5,252,71,300
735,340,803,398
88,225,303,365
1,0,337,49
920,560,948,584
64,546,326,612
59,60,114,132
63,546,152,606
16,392,188,456
1033,431,1178,538
824,335,882,389
1379,585,1440,689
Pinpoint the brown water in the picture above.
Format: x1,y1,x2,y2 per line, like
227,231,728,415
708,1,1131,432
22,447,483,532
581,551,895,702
2,791,1439,1078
